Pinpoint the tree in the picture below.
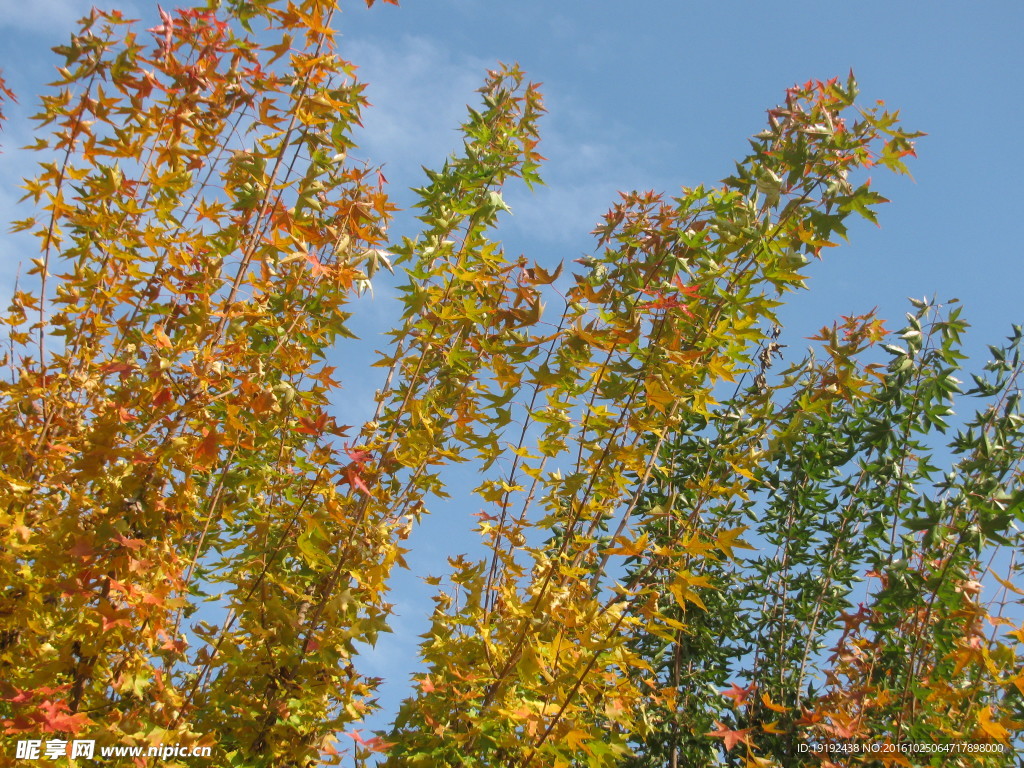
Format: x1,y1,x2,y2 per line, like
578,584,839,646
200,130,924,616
0,2,1018,767
618,304,1024,768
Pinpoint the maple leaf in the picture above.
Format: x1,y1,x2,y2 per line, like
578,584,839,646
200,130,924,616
304,250,330,277
418,676,436,693
2,715,34,733
821,717,857,739
715,526,754,559
141,590,167,606
795,709,824,727
309,365,342,389
158,632,188,654
760,692,789,713
319,738,341,759
99,605,133,633
707,721,752,751
296,413,329,436
127,557,154,574
721,681,756,706
672,275,701,298
1011,670,1024,696
345,465,370,495
152,387,173,408
3,689,34,704
564,728,591,752
264,34,293,65
344,445,372,465
100,361,135,377
68,536,94,560
113,534,144,551
194,428,222,468
346,730,394,752
37,700,92,734
147,5,174,54
838,603,871,631
362,736,395,753
977,706,1011,741
605,532,650,557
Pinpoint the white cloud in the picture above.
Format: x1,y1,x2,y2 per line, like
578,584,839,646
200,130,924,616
0,0,147,34
495,92,685,255
0,0,84,34
338,34,686,258
343,35,491,192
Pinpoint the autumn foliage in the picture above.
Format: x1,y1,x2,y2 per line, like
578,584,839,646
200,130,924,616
0,2,1020,767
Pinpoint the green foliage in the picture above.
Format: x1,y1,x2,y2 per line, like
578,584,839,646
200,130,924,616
620,307,1024,767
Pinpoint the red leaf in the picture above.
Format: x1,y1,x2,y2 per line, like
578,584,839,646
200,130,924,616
113,534,144,552
153,387,173,408
672,276,701,297
721,681,756,706
37,700,92,734
302,248,330,277
195,428,222,467
344,445,372,465
158,632,187,654
346,465,370,495
147,5,174,53
707,722,752,752
68,536,94,560
296,413,329,436
362,736,395,753
345,730,395,752
101,610,133,633
101,361,135,378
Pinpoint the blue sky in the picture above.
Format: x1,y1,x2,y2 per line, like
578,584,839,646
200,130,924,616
1,0,1022,747
307,3,1024,728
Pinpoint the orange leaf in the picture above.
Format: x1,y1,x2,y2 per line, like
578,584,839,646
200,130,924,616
37,700,92,734
721,682,756,706
707,722,752,751
761,692,788,713
977,706,1010,742
195,428,221,467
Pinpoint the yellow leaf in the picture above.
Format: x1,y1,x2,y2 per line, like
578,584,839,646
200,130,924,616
669,577,709,612
707,354,737,383
679,534,719,559
716,526,755,560
644,375,675,414
1009,670,1024,697
989,569,1024,596
605,532,649,557
977,705,1010,742
564,728,591,753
